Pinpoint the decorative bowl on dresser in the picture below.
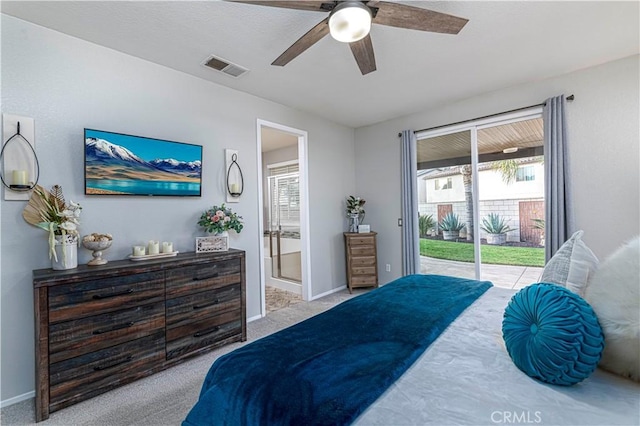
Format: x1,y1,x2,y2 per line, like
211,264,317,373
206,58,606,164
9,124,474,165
32,249,246,422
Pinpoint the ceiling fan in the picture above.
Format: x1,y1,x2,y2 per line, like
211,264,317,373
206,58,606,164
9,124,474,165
229,1,468,75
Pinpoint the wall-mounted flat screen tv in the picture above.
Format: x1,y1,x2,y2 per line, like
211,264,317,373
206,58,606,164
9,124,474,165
85,129,202,196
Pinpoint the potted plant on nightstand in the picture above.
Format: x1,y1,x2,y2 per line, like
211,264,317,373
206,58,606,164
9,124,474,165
481,213,516,245
439,212,465,240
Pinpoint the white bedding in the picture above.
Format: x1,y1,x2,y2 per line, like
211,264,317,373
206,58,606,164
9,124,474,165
355,287,640,426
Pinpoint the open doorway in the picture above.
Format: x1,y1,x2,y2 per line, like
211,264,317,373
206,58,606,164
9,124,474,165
257,120,311,317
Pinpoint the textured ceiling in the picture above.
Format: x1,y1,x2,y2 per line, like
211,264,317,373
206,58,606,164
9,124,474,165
417,117,543,163
2,1,638,128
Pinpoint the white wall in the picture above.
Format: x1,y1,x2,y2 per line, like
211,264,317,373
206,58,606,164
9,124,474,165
0,15,355,403
355,55,640,284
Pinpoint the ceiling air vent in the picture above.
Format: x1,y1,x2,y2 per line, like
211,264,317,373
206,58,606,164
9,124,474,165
203,55,249,78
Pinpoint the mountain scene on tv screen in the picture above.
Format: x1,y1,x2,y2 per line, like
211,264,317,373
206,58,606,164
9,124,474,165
85,135,202,196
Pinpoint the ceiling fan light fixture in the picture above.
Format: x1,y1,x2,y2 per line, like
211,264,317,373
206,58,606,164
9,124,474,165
328,1,372,43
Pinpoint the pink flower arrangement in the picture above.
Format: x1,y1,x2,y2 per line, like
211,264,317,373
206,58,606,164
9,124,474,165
197,204,243,234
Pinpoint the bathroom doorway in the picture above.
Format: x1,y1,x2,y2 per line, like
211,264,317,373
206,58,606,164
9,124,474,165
257,120,311,317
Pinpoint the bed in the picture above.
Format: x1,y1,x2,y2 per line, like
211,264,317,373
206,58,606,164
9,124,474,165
183,274,640,426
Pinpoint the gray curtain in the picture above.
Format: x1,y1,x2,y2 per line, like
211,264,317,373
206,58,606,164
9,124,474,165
543,95,574,261
400,130,420,275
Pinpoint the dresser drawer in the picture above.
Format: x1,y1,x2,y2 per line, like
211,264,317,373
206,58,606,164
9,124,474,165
166,310,242,361
49,302,165,364
48,271,165,323
166,259,241,298
166,284,241,328
49,332,165,409
349,246,375,256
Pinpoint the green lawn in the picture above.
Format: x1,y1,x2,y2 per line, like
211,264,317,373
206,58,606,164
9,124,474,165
420,238,545,267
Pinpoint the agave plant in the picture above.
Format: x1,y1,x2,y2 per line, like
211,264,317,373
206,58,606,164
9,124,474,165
439,213,465,232
419,214,434,238
481,213,515,235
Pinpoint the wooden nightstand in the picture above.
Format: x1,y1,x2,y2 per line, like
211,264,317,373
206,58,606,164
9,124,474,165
343,232,379,293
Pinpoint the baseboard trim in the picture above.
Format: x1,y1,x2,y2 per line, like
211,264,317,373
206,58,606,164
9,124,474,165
310,285,347,301
247,313,263,323
1,391,34,409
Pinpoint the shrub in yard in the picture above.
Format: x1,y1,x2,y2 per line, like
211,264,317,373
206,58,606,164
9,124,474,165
481,213,515,234
531,218,545,230
419,214,434,238
439,213,465,231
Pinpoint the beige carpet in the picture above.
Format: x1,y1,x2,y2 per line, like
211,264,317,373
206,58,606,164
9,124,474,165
266,286,302,313
0,288,359,426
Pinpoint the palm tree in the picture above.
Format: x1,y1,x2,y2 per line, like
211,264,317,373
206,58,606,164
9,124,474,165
460,164,473,241
493,159,519,184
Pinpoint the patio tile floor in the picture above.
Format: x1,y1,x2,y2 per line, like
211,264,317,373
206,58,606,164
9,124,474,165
420,256,543,290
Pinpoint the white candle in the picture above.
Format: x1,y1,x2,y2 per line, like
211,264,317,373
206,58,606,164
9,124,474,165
133,246,146,256
12,170,27,186
230,183,239,194
162,241,173,253
148,240,160,255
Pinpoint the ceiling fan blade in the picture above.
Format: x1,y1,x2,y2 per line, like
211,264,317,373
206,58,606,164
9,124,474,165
350,34,376,75
228,1,331,12
272,18,330,66
370,1,468,34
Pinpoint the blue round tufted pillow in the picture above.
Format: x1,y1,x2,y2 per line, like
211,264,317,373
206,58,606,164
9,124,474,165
502,283,604,386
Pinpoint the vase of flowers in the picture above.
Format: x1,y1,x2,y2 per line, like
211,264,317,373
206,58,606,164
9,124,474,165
346,195,366,232
197,204,243,252
197,204,243,235
22,185,82,270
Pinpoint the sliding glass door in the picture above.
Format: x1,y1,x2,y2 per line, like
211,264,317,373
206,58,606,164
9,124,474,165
416,109,545,288
417,129,477,279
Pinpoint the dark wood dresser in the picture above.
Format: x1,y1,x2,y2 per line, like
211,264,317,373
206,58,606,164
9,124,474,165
343,232,379,293
33,250,246,422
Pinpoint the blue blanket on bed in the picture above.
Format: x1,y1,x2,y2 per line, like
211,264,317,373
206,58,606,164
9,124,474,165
183,274,492,426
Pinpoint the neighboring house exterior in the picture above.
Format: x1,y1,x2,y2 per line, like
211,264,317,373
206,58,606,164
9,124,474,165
418,159,544,244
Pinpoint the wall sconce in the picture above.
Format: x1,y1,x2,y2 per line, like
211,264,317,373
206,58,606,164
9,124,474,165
225,149,243,203
1,114,40,201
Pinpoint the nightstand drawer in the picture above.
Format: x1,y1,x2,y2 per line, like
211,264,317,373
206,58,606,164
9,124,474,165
166,260,241,298
49,302,165,364
166,284,241,328
48,272,165,323
49,332,165,409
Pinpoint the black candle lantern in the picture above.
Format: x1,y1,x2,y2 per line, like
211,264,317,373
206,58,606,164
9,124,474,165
226,152,244,197
0,121,40,192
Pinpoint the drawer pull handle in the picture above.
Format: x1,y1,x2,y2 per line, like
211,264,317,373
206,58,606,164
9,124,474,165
193,299,220,310
194,326,220,338
93,355,133,371
92,288,134,300
93,322,135,335
192,273,218,281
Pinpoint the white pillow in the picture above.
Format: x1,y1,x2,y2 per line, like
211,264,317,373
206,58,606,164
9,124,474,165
540,230,599,296
585,236,640,382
